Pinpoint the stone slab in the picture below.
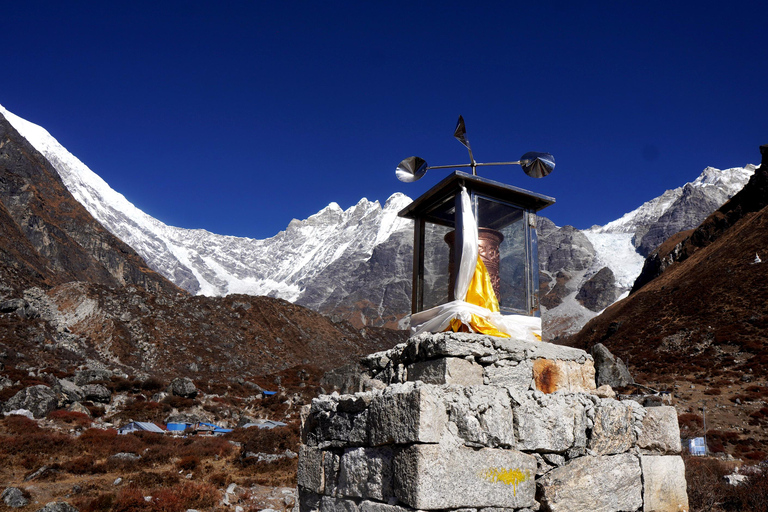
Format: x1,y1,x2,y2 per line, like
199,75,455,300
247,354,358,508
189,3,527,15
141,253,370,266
641,455,689,512
537,453,642,512
416,333,496,359
393,444,536,510
407,357,483,386
588,399,635,455
299,446,325,494
320,496,360,512
514,394,587,453
484,360,532,395
441,385,515,448
338,447,394,501
359,501,415,512
638,406,682,454
369,384,447,446
533,359,596,394
309,409,370,448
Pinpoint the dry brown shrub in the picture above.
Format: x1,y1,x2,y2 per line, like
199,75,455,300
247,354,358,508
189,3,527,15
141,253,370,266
176,455,199,471
239,456,298,487
131,470,181,488
111,398,169,423
60,455,105,475
140,444,176,466
111,486,151,512
111,482,218,512
228,424,299,455
178,435,232,458
685,456,731,511
140,376,165,392
2,414,40,434
48,410,92,428
207,471,229,487
161,395,196,409
76,492,115,512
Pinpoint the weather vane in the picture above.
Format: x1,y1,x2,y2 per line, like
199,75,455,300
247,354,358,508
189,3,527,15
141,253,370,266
395,115,555,182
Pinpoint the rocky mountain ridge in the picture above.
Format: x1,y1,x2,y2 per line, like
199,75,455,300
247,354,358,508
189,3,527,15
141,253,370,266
0,102,406,391
1,105,755,339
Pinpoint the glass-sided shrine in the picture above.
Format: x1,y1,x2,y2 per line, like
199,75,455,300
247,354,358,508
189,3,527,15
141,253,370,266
399,171,555,317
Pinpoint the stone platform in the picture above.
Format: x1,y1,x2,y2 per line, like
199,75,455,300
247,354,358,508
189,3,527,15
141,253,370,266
298,332,688,512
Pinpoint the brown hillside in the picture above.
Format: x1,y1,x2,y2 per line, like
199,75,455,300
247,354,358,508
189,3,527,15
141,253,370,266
567,144,768,457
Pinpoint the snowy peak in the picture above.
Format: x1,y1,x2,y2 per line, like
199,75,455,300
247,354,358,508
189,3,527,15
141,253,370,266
1,104,414,321
595,165,754,236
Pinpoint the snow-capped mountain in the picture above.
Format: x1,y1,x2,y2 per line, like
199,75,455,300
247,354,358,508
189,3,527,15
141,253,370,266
1,103,755,337
538,164,754,338
0,104,413,326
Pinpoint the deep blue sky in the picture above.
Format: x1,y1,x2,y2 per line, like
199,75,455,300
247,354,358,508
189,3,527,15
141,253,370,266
2,2,766,238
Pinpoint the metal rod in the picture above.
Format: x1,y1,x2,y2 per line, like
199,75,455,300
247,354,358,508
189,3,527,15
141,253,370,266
427,161,522,171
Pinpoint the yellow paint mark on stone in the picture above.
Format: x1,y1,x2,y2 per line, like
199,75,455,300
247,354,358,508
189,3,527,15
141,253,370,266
479,467,532,496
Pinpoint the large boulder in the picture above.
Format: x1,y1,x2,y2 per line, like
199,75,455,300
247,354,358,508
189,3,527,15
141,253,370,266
4,385,57,418
81,384,111,404
167,377,197,398
74,369,112,386
2,487,29,508
591,343,634,388
54,379,84,405
35,502,79,512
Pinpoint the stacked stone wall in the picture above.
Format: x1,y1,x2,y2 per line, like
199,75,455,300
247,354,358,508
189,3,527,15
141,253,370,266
299,332,688,512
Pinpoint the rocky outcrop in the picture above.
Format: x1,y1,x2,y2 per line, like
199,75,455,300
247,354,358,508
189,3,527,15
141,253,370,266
539,225,595,273
4,385,58,418
591,343,634,388
299,332,687,512
53,379,84,405
636,182,732,256
576,267,616,312
74,369,112,386
539,270,571,309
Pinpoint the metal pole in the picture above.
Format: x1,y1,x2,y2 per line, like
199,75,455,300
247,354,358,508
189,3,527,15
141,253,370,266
702,406,707,455
426,161,523,171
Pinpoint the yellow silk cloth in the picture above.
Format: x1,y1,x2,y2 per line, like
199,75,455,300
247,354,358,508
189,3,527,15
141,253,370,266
448,257,510,338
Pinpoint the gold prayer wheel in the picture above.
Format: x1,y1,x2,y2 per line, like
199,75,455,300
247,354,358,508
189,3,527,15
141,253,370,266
444,228,505,301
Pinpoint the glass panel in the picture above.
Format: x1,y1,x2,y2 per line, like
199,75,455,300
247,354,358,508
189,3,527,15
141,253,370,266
422,222,451,310
474,195,529,314
422,194,457,227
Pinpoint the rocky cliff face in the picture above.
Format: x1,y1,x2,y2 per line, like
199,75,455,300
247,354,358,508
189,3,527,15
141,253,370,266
0,112,178,296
